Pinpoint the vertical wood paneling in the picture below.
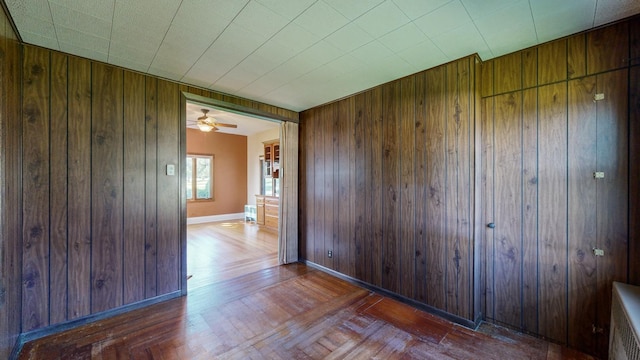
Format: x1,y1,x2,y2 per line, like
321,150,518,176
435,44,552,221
595,69,628,357
348,98,356,277
538,39,567,85
400,76,415,299
313,106,325,266
522,48,537,89
587,22,629,75
425,66,446,310
353,94,366,279
362,90,373,284
67,56,92,319
337,99,350,275
414,73,427,303
91,63,124,313
521,88,538,333
567,75,597,354
630,66,640,286
567,34,586,79
22,46,50,331
123,71,146,304
382,81,400,294
370,87,383,287
481,59,494,97
324,104,335,270
144,76,158,299
492,91,522,328
156,79,180,294
537,82,568,343
303,110,315,262
49,52,68,324
481,97,495,321
494,52,522,94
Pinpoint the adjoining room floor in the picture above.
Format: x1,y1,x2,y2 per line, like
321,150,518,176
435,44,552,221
187,219,279,290
19,264,594,359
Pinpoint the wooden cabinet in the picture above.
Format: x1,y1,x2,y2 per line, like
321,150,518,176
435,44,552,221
264,142,280,178
255,195,278,230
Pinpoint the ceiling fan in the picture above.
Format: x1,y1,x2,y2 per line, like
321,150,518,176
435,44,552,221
195,109,238,132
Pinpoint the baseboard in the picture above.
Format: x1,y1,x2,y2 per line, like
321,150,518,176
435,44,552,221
12,291,181,359
187,213,244,225
302,260,480,330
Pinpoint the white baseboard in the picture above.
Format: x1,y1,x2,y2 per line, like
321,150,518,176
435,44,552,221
187,213,245,225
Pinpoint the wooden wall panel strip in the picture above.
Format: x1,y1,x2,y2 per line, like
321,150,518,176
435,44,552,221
493,52,522,94
630,66,640,286
631,18,640,66
481,97,495,321
325,104,336,270
144,76,158,299
522,48,537,89
302,110,315,262
21,46,51,331
313,106,325,266
123,71,146,304
382,81,400,294
425,66,446,310
586,22,629,75
348,97,356,277
400,75,415,299
459,59,472,319
567,75,597,354
67,56,92,319
481,59,494,97
537,82,568,343
414,73,427,303
521,88,538,334
492,91,522,328
91,63,124,313
595,69,629,357
49,52,69,324
370,87,383,287
567,34,586,79
538,39,567,85
353,94,365,279
337,99,350,276
362,90,374,285
156,79,181,294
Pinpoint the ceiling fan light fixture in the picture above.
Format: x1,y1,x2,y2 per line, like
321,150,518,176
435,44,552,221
197,119,214,132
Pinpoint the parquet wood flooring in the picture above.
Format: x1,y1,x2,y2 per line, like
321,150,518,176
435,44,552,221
19,263,595,359
186,220,279,290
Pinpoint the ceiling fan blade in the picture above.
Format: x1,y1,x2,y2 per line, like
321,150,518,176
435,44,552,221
213,122,238,128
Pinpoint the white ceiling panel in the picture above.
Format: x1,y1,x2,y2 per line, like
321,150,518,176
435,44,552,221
392,0,453,20
323,0,385,20
5,0,640,112
413,0,471,38
355,0,410,38
379,22,429,54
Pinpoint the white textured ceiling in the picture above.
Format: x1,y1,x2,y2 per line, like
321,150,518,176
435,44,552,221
5,0,640,112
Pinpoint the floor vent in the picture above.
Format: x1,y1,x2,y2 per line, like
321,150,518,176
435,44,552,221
610,282,640,360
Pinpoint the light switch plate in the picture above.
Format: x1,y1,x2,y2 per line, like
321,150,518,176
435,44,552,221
166,164,175,176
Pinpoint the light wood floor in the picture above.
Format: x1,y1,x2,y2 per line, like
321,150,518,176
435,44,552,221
187,219,279,290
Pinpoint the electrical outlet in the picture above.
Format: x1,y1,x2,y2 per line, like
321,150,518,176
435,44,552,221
327,250,333,258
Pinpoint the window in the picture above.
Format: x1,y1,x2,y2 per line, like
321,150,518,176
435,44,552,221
186,154,213,201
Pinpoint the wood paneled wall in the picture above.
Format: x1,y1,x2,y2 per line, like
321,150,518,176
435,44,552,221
481,19,638,358
0,4,21,359
299,56,479,322
16,44,297,335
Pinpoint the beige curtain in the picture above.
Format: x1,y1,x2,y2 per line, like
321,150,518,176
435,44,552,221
278,121,299,264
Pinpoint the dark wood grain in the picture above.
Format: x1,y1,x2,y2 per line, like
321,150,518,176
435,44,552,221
302,109,315,262
91,62,124,313
353,93,365,280
49,52,68,324
400,75,415,299
21,46,50,331
425,65,446,311
493,52,522,94
67,56,92,319
595,69,628,358
480,96,495,322
492,91,522,328
567,75,597,354
631,17,640,66
537,82,568,343
630,66,640,286
123,71,146,304
382,81,400,294
144,76,158,299
567,34,586,79
521,88,538,333
538,39,567,85
587,21,629,75
313,107,325,266
337,99,350,276
414,72,427,303
370,87,383,288
156,79,181,294
324,104,334,270
481,59,494,97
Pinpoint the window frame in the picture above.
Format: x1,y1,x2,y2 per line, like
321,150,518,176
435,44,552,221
186,153,214,202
